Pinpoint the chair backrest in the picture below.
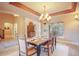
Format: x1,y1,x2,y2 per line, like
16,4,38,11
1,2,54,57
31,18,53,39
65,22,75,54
17,35,27,56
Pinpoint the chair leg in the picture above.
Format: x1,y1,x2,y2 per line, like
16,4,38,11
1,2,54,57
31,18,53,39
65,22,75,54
55,37,56,48
19,53,21,56
48,48,50,56
51,47,53,53
47,47,53,56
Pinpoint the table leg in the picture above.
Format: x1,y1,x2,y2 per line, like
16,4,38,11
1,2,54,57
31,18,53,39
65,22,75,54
37,45,41,56
55,37,56,48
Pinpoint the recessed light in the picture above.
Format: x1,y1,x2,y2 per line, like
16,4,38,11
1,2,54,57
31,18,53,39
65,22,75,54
14,14,19,16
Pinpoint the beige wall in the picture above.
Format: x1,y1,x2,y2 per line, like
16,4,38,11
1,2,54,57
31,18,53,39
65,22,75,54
14,16,25,36
52,14,79,44
52,3,79,45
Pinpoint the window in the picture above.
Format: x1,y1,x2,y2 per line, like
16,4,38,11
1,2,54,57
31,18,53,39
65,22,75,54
50,22,64,37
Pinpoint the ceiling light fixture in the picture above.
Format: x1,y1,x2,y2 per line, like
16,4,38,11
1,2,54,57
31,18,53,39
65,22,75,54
74,13,79,21
39,5,51,24
14,14,19,17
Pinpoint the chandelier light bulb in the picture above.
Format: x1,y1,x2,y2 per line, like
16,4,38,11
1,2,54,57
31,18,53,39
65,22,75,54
14,14,19,16
39,13,43,20
45,13,49,19
47,16,51,21
74,14,78,19
74,13,79,21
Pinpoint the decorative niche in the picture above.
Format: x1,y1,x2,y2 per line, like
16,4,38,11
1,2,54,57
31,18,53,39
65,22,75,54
27,21,35,38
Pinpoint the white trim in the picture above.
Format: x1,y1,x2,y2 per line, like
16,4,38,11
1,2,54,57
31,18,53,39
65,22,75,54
57,36,64,39
69,41,79,46
57,38,79,46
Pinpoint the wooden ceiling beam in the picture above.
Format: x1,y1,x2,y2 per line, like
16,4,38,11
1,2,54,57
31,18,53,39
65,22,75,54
49,2,77,16
9,2,77,16
9,2,40,16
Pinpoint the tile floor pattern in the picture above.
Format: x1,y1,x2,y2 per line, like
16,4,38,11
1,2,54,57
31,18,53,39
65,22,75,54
0,39,79,56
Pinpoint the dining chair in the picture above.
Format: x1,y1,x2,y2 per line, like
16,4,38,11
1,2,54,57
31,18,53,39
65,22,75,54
42,37,54,56
17,35,37,56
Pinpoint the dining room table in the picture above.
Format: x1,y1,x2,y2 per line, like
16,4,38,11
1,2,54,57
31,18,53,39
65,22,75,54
27,38,50,56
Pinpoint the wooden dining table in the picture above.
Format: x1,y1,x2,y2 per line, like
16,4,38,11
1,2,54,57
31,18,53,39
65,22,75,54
27,38,49,56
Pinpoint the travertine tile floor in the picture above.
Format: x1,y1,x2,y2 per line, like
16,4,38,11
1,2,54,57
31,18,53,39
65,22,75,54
0,39,79,56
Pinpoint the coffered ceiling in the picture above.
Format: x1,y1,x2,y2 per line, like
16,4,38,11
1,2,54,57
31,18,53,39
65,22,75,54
21,2,71,14
10,2,77,16
0,2,77,17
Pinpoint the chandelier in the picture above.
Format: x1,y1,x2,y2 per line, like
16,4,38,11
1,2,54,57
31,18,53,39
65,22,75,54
39,6,51,24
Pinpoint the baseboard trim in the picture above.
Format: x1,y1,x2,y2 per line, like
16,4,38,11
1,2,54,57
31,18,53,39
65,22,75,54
57,38,79,47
